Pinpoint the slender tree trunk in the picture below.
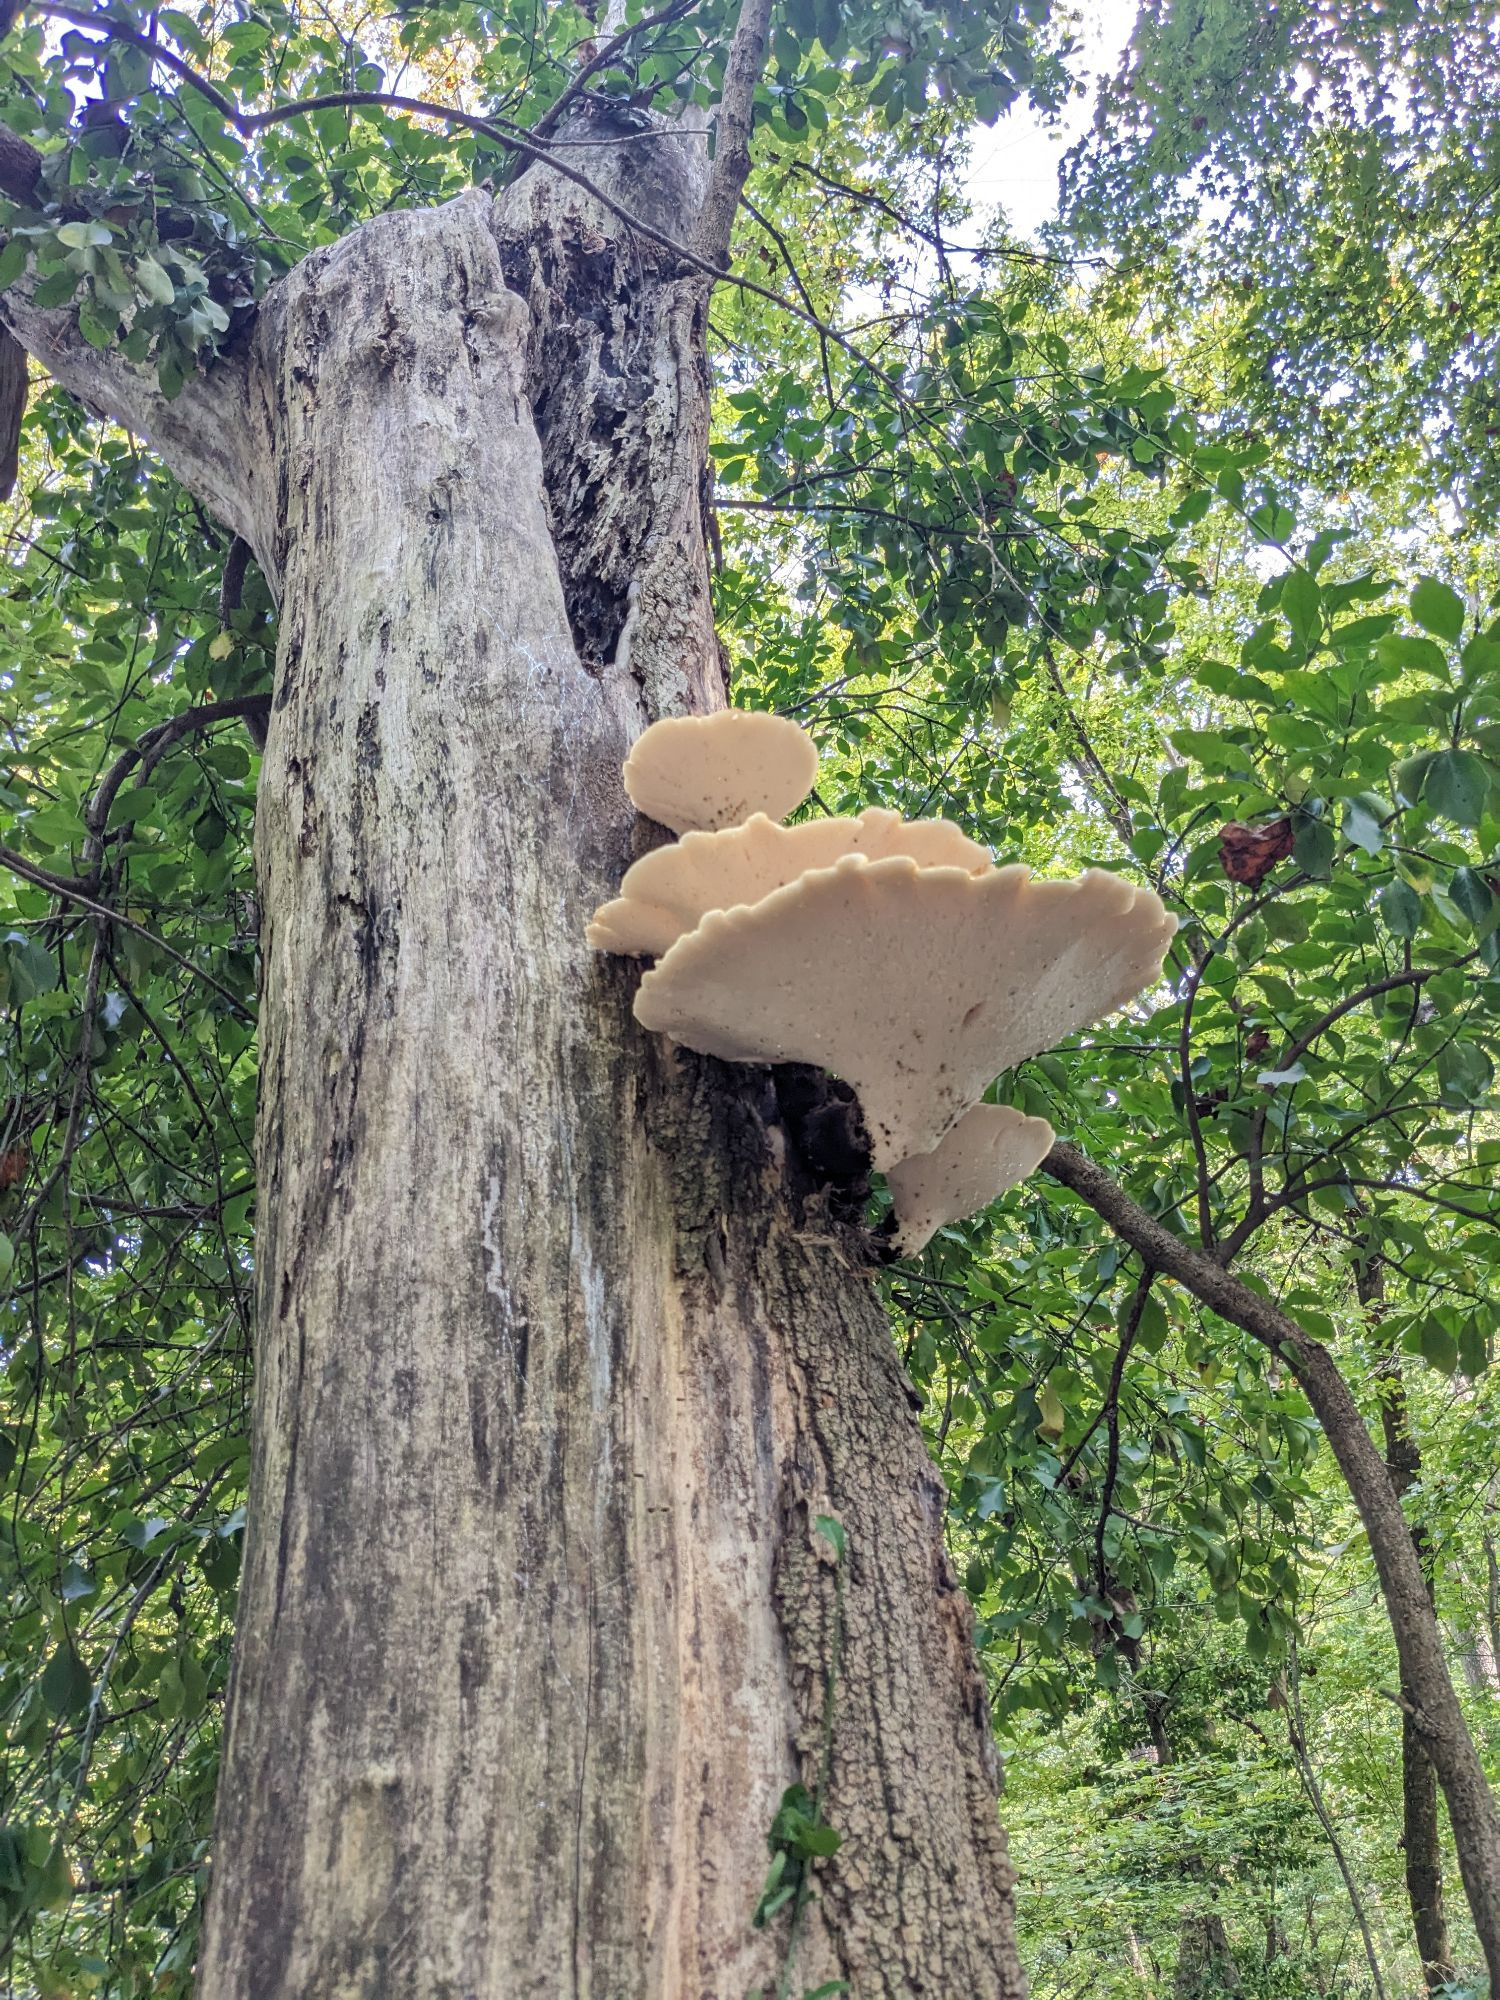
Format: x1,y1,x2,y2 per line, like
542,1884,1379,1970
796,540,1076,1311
1365,1250,1456,1991
1277,1653,1388,2000
1484,1525,1500,1681
1045,1142,1500,1992
167,158,1027,1998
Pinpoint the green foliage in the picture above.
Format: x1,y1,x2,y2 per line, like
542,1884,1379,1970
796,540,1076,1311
1061,0,1500,518
0,0,1497,1991
0,436,256,1990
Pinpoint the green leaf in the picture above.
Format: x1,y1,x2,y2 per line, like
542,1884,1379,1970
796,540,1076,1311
1376,633,1450,679
1410,577,1464,642
0,237,30,289
1132,1294,1170,1355
1342,794,1385,854
40,1644,92,1717
812,1514,845,1562
1459,1318,1490,1378
192,808,228,852
1169,488,1212,529
77,295,117,349
1258,1063,1307,1087
1378,880,1422,939
31,269,79,310
133,252,177,308
121,1515,171,1550
1436,1040,1493,1108
1423,750,1493,828
6,934,58,1002
1249,501,1295,544
55,220,113,250
59,1562,94,1602
1418,1317,1459,1376
1282,569,1321,645
1450,868,1500,940
1292,815,1334,880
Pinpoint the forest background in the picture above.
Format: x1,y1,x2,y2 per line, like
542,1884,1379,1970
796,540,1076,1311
0,0,1498,1994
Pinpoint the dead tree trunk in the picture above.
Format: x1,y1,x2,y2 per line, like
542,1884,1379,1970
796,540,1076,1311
6,108,1028,1999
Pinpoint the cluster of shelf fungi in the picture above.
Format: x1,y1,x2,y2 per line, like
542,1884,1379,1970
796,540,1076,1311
588,710,1175,1255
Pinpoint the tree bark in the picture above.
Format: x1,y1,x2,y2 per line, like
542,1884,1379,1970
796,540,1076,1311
136,163,1020,1997
1365,1249,1455,1991
1044,1141,1500,1992
0,59,1030,1992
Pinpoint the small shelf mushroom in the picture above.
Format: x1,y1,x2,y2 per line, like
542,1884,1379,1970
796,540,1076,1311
886,1104,1056,1256
622,710,820,834
633,852,1175,1168
587,808,992,959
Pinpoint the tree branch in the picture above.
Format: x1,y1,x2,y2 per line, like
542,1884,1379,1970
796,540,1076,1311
1227,952,1481,1259
1094,1267,1154,1595
529,0,701,146
1041,645,1134,847
0,122,42,204
0,843,253,1018
0,283,261,548
84,696,269,869
0,104,261,538
694,0,773,262
1042,1133,1500,1971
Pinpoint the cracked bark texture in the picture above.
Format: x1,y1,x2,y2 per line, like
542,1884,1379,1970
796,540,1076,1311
6,140,1025,1999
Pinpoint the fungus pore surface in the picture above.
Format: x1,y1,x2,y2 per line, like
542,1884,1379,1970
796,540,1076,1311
886,1104,1056,1255
621,710,820,834
633,854,1176,1168
586,808,992,958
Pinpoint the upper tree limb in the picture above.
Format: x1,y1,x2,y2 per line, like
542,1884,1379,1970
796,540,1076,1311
0,121,263,545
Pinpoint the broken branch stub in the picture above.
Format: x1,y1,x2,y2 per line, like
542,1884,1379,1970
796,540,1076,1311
587,807,991,958
621,710,819,833
886,1104,1056,1255
633,854,1175,1169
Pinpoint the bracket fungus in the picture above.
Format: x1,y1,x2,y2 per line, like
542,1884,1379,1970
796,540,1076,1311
591,711,1176,1255
633,855,1174,1167
621,710,820,834
586,807,991,959
885,1104,1056,1256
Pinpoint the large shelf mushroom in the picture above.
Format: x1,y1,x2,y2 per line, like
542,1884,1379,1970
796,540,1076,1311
587,807,991,959
591,711,1175,1253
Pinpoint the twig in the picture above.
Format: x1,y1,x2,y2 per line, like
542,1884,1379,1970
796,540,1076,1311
529,0,700,145
0,843,253,1018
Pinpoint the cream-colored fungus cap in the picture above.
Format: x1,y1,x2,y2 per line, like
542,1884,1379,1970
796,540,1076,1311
586,808,992,958
886,1104,1055,1256
622,711,820,834
634,854,1176,1168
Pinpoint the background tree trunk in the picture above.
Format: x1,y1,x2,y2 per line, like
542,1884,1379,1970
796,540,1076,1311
1365,1242,1455,1990
186,161,1026,1999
